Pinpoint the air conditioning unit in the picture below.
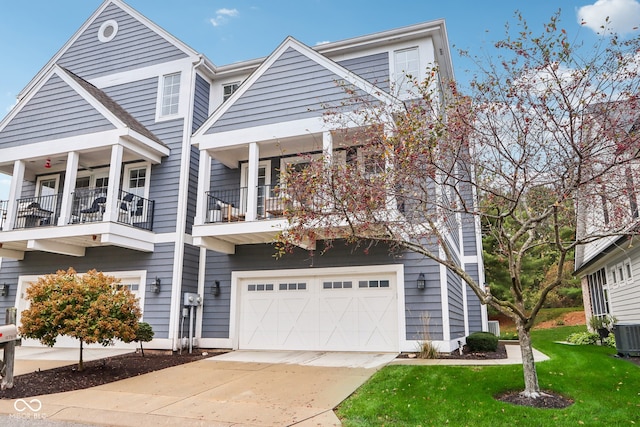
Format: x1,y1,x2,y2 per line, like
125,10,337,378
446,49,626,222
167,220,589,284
613,323,640,357
487,320,500,337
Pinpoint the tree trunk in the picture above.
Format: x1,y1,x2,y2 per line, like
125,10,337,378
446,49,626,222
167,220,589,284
515,319,542,398
78,340,84,372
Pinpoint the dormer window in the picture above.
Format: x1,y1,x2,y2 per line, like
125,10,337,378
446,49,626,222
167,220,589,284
223,82,239,102
161,73,181,116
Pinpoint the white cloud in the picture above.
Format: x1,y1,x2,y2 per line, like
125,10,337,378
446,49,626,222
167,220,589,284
577,0,640,35
315,40,331,46
210,8,239,27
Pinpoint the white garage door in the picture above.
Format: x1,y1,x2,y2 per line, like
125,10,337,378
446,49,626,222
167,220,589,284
239,273,398,352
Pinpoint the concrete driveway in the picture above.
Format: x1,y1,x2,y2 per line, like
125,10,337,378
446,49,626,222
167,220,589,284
0,350,395,426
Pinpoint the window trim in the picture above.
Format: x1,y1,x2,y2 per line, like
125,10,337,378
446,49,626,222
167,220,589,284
123,163,151,200
156,72,182,121
223,82,240,102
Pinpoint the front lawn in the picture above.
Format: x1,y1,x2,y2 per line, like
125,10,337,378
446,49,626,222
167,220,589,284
336,326,640,426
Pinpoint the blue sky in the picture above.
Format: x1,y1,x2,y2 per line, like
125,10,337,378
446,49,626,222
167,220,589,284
1,0,640,199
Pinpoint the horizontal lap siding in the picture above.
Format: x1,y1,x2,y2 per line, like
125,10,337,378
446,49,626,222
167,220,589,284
447,268,466,339
403,249,444,341
465,263,483,332
103,79,183,234
58,3,188,80
338,52,390,92
0,75,114,148
0,244,176,338
192,75,210,133
207,48,369,134
181,244,200,296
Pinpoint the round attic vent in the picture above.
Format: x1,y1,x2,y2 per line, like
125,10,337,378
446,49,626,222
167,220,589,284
98,20,118,43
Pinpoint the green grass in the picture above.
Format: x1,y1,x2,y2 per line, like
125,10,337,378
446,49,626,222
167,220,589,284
337,326,640,426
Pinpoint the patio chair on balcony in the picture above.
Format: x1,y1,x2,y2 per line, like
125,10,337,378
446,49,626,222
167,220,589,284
80,196,106,223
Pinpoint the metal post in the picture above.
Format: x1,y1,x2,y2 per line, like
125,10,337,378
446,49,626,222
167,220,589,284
1,307,17,390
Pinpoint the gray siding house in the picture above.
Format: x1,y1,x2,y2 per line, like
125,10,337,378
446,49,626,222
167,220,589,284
0,0,486,353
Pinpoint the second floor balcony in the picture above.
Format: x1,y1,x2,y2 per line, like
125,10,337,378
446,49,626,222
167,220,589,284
0,188,156,260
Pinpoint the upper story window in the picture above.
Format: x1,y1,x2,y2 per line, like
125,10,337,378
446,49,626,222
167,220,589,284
161,73,181,117
223,82,239,102
393,47,420,98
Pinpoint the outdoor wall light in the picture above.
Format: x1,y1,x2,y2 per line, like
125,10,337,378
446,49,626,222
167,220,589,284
417,272,426,290
0,283,9,297
212,280,221,297
151,277,161,294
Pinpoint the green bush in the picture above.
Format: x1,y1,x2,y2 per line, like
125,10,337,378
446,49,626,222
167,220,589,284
603,334,616,348
499,331,519,340
566,331,599,345
466,331,498,352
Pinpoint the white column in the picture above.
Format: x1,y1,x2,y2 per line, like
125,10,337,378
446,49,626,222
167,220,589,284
195,150,211,225
323,131,333,163
5,160,25,231
245,142,259,222
104,144,124,223
58,151,79,226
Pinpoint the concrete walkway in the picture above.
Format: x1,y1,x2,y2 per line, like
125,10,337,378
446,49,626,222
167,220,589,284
0,345,548,426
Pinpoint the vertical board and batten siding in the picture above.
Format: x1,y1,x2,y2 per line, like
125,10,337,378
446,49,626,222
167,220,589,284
337,52,390,93
464,263,483,332
180,244,200,296
207,47,371,134
0,244,176,338
57,3,188,80
192,74,210,133
103,78,183,234
447,268,466,338
200,242,401,339
0,74,115,148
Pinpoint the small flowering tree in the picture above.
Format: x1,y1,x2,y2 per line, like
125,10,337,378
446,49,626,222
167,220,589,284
277,12,640,399
19,268,141,371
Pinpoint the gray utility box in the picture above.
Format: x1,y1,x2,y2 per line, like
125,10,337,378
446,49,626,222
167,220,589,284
613,323,640,357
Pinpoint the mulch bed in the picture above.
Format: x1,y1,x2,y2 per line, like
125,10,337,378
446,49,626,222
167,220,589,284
496,390,574,409
0,349,223,400
397,342,509,360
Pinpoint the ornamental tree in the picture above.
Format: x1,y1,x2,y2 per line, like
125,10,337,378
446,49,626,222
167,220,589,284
277,12,640,399
19,268,141,371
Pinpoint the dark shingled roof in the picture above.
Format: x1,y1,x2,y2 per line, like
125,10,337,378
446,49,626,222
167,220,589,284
59,67,165,147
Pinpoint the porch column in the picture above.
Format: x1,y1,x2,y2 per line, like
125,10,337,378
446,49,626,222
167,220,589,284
245,142,259,222
4,160,26,231
323,131,333,162
195,150,211,225
58,151,79,226
103,144,124,223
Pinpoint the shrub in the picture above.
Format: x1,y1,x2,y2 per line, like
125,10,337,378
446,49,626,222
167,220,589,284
417,340,438,359
499,331,519,340
603,334,616,348
466,331,498,352
135,322,154,356
566,331,600,345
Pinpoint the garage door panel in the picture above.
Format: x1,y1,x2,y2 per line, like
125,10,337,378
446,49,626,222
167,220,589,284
240,273,398,352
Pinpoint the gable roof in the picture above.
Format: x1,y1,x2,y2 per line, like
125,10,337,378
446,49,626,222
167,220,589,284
17,0,203,100
193,36,403,138
0,65,163,148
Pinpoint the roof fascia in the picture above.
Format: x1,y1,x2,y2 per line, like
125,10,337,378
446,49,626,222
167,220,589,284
194,36,402,137
17,0,206,100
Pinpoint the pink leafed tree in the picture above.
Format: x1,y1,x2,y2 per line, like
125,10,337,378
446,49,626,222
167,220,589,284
276,12,640,399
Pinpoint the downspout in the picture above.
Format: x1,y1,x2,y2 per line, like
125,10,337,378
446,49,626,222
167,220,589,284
169,56,203,351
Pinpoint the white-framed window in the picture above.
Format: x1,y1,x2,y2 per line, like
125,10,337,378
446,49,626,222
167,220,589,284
223,82,239,102
98,19,119,43
393,47,420,98
609,259,633,288
587,268,610,317
160,73,181,117
123,163,150,199
36,174,59,198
